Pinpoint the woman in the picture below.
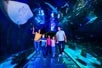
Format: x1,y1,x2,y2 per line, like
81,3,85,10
32,27,42,54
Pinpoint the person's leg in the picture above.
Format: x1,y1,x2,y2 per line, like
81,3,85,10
46,46,49,56
47,46,51,56
37,41,40,53
50,46,52,55
56,43,59,55
52,47,54,57
58,41,62,54
45,46,47,56
52,47,55,57
41,46,42,52
43,46,46,57
62,41,65,53
34,41,38,53
36,42,38,52
42,46,44,56
54,46,56,56
47,46,50,56
59,41,62,54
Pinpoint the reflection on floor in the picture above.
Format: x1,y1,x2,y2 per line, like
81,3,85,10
24,51,78,68
0,48,34,68
0,45,101,68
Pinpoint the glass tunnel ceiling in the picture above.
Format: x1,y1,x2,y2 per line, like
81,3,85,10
0,0,102,40
0,0,98,24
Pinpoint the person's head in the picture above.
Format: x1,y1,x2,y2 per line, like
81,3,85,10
42,34,45,38
48,35,50,39
38,29,41,33
58,26,61,31
52,36,55,40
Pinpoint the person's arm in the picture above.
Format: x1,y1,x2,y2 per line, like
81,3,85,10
46,39,47,47
32,30,35,34
32,27,35,34
50,39,52,46
39,39,41,42
56,33,58,43
64,35,67,43
63,31,67,43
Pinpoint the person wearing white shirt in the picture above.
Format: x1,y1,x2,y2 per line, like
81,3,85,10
56,26,67,56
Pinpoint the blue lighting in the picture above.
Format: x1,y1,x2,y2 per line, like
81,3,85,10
51,12,54,18
38,8,45,16
50,13,58,32
34,8,45,25
86,12,97,24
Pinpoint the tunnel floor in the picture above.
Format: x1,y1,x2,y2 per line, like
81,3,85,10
0,45,101,68
23,51,78,68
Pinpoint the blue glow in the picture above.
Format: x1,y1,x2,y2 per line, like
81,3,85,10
86,12,97,24
64,45,101,68
38,8,45,16
7,1,33,25
51,12,54,18
34,8,45,24
51,22,56,31
57,13,60,18
45,2,58,14
0,59,17,68
50,17,57,32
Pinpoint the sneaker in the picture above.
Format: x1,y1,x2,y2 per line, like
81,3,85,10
53,54,55,57
58,58,60,62
62,52,64,56
58,54,61,57
62,60,65,63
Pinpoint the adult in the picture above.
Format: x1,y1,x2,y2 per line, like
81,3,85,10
56,26,67,56
32,27,42,54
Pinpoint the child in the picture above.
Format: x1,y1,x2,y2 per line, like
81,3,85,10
51,36,56,57
40,34,46,57
46,35,52,56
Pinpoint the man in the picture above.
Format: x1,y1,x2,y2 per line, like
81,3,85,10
56,26,67,56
